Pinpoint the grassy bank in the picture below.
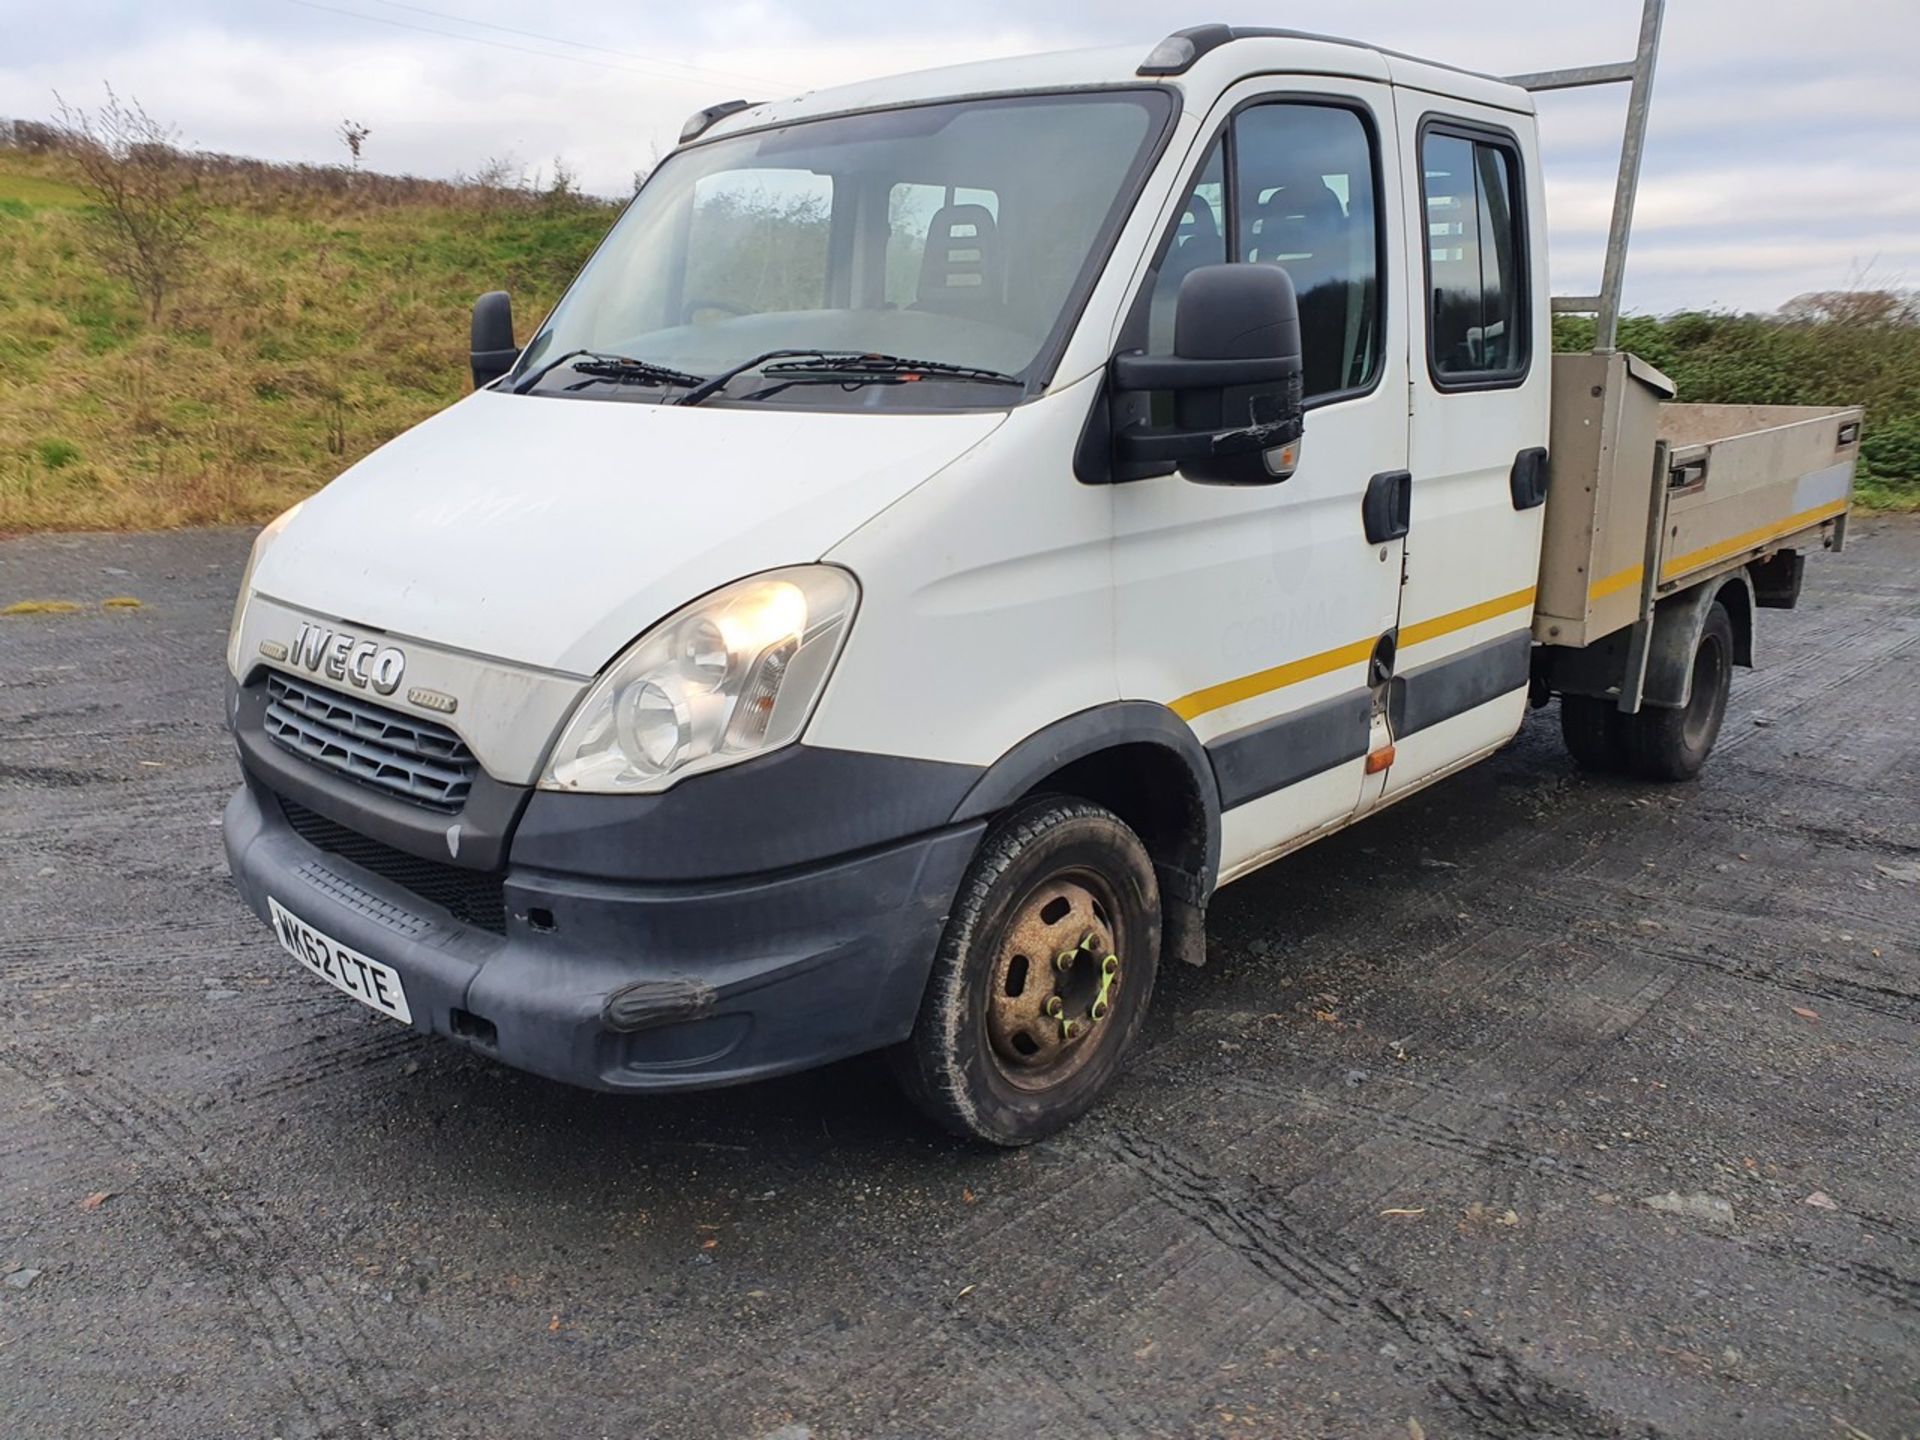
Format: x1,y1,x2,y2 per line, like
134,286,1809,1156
1,144,1915,531
0,150,615,532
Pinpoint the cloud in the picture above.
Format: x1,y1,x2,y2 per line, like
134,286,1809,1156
3,0,1915,313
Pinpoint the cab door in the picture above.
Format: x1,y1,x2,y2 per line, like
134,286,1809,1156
1385,97,1552,793
1111,79,1409,881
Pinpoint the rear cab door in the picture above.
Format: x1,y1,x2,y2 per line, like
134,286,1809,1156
1110,65,1411,881
1386,69,1552,791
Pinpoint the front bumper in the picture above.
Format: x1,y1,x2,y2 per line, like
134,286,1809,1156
224,777,982,1091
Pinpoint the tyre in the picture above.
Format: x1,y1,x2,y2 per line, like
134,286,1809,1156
893,796,1160,1146
1623,600,1734,782
1560,693,1630,773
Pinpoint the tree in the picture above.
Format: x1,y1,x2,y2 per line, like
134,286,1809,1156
338,119,371,169
54,86,206,324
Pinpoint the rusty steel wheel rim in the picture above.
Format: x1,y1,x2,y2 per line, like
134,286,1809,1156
985,868,1124,1089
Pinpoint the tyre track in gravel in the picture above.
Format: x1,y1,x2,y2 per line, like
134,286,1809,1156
1676,806,1920,860
1719,626,1920,757
1153,1029,1920,1324
1510,885,1920,1027
232,1024,426,1104
0,1043,427,1440
1097,1128,1646,1439
682,1161,1179,1440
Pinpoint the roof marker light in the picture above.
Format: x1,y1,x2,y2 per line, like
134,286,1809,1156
1137,24,1235,76
680,99,758,145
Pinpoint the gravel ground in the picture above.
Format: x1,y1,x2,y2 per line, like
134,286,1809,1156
2,519,1917,1440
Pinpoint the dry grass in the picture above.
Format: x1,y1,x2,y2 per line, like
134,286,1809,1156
0,150,614,533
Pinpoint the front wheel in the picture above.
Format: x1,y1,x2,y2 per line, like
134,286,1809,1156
893,797,1160,1146
1624,600,1734,782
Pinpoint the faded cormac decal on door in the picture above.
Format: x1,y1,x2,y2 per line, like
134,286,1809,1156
291,622,405,696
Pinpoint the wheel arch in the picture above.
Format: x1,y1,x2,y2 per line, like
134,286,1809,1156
1719,569,1756,668
950,703,1220,965
1644,569,1754,709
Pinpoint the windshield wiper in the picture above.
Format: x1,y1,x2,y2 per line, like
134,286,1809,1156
564,357,709,392
677,350,1023,407
761,354,1023,386
513,349,706,396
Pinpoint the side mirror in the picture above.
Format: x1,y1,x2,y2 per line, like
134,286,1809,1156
1107,264,1304,486
469,291,517,390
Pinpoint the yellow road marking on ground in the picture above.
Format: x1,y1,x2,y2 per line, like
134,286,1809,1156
2,599,82,616
1659,500,1849,580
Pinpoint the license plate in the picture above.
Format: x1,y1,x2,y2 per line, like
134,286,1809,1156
268,897,413,1024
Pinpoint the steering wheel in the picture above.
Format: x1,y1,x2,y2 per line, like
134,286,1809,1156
681,296,752,323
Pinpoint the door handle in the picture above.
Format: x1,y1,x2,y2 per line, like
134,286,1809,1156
1363,470,1412,544
1510,447,1550,510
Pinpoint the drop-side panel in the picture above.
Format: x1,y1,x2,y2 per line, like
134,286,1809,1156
1533,356,1862,650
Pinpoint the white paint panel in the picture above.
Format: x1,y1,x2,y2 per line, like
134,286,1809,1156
1218,762,1370,882
811,375,1117,768
254,390,1004,678
1384,688,1527,800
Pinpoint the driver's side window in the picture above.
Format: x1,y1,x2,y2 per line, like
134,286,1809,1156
1147,141,1225,355
1143,102,1383,401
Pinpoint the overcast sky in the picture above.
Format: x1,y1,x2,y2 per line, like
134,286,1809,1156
4,0,1914,313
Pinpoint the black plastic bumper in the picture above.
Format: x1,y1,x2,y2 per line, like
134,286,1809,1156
224,777,982,1092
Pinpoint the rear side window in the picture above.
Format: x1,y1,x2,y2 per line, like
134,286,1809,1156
1420,127,1528,385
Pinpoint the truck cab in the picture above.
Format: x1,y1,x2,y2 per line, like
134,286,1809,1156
224,14,1859,1143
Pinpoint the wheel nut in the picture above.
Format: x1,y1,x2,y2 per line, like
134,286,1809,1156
1061,1020,1081,1041
1044,995,1064,1019
1055,951,1075,973
1091,1000,1109,1022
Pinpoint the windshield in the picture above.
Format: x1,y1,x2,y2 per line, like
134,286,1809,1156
512,89,1172,408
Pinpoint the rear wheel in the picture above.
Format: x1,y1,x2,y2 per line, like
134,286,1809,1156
893,797,1160,1146
1560,694,1630,773
1624,600,1734,782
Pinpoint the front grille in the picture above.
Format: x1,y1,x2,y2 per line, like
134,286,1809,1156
279,798,508,935
264,672,477,811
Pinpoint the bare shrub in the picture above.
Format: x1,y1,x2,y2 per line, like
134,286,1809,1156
1779,288,1919,329
54,86,206,323
541,156,583,214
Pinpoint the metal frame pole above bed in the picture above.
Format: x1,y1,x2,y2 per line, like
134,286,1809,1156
1506,0,1666,354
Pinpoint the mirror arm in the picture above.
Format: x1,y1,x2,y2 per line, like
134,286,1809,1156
470,346,520,387
1116,413,1302,467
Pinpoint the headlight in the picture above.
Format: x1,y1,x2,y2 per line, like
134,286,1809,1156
226,502,303,677
541,566,858,794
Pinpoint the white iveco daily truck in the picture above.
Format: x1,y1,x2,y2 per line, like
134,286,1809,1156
224,2,1863,1143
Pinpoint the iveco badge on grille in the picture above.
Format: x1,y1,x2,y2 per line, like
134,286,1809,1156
291,622,405,696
